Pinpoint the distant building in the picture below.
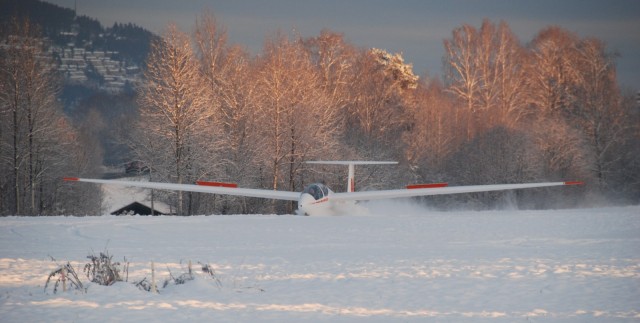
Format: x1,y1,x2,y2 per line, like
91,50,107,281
101,174,172,216
111,202,167,216
46,33,142,92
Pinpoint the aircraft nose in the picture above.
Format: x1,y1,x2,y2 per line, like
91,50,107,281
298,193,315,216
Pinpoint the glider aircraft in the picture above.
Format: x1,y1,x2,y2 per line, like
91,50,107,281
65,161,583,215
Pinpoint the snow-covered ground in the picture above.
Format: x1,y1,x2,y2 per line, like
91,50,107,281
1,204,639,322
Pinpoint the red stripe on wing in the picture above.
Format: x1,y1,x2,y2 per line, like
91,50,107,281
196,181,238,188
406,183,448,189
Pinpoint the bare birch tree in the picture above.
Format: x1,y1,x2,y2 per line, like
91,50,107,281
2,18,56,214
346,48,417,158
0,18,58,214
194,12,262,213
444,20,530,133
303,30,356,135
493,21,530,126
254,33,340,212
528,27,581,118
404,80,459,182
526,27,587,189
476,20,500,117
444,24,479,139
136,24,210,215
570,38,625,191
529,28,627,193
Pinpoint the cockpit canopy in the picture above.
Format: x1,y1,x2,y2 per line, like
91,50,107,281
302,183,329,200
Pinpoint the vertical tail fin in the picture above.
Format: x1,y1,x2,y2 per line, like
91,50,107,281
306,161,398,193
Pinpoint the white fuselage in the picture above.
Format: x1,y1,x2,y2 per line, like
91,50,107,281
297,183,335,216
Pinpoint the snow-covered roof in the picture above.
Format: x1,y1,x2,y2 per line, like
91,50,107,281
101,176,172,214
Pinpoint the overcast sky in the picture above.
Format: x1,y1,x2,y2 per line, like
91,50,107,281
47,0,640,90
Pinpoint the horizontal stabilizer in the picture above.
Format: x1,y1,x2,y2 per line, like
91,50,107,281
306,161,398,166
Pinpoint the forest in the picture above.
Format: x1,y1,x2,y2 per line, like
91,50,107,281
1,13,638,215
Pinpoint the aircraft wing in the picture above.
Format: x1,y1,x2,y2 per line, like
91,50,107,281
330,181,583,201
64,178,300,201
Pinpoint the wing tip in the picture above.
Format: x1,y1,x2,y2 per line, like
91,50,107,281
564,181,584,186
63,177,79,181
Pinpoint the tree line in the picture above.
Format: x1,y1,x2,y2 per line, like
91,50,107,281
0,18,101,215
1,15,638,215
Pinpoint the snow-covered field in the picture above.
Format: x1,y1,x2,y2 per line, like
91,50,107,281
1,204,639,322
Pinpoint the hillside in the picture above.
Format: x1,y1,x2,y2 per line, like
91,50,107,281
1,0,156,65
1,0,157,95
